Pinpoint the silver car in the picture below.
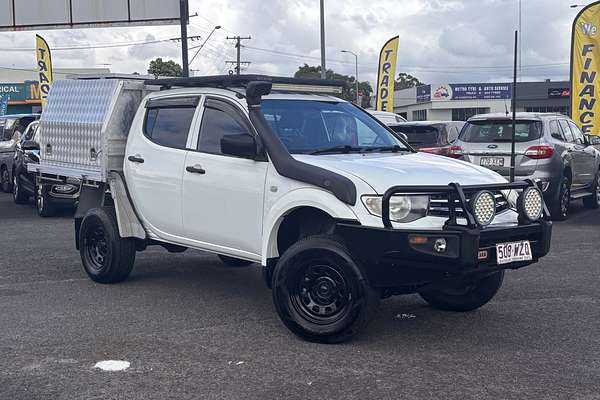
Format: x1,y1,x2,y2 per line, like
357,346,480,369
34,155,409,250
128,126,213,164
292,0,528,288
455,112,600,220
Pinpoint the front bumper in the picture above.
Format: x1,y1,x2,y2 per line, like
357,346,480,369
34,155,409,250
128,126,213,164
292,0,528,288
336,179,553,292
335,220,551,290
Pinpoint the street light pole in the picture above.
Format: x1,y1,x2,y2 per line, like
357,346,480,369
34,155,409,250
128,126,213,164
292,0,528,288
341,50,359,105
189,25,221,65
320,0,326,79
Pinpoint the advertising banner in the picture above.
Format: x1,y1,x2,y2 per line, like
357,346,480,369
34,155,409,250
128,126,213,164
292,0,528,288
571,1,600,135
36,35,53,110
417,83,512,102
376,36,399,112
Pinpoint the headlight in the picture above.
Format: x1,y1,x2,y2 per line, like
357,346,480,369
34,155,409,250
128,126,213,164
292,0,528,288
470,191,496,226
362,195,429,223
519,187,543,221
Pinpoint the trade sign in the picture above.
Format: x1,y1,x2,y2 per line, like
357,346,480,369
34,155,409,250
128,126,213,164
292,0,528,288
36,35,53,110
376,36,399,112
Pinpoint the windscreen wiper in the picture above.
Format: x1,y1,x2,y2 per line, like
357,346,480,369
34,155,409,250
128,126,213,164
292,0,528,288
364,145,404,153
309,145,364,155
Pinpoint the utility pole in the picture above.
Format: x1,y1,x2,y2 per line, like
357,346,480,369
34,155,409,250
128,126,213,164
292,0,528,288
226,35,252,75
179,0,189,77
320,0,326,79
518,0,522,79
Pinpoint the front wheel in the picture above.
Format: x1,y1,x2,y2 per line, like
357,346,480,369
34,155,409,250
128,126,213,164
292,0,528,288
419,271,504,312
272,235,378,343
79,207,136,284
583,171,600,209
0,167,10,193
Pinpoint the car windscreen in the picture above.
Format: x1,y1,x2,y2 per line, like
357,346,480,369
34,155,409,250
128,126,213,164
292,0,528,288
390,125,441,146
261,100,407,154
460,120,543,143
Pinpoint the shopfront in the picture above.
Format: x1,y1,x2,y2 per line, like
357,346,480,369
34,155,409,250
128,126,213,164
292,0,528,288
0,81,41,115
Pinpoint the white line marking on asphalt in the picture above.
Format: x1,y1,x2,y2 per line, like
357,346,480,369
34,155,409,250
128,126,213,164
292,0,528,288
94,360,130,371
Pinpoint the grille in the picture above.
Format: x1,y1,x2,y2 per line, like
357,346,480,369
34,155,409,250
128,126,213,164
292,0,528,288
428,191,510,218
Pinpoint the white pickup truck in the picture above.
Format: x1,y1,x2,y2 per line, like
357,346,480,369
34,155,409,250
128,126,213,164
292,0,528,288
32,75,552,343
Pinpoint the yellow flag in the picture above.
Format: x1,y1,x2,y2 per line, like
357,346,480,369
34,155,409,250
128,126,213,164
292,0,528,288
571,2,600,135
376,36,399,112
35,34,53,110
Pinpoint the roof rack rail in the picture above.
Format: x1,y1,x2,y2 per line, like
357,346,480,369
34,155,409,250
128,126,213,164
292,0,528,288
144,74,344,95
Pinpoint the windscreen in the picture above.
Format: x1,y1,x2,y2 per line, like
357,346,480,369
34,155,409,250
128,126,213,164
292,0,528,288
261,100,407,154
460,120,543,143
390,125,440,146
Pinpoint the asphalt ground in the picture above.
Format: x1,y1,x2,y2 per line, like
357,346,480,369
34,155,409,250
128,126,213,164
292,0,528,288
1,191,599,400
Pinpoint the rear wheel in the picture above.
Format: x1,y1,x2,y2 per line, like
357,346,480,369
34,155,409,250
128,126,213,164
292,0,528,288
37,185,56,217
583,171,600,209
551,176,570,221
272,235,378,343
419,271,504,312
12,175,28,204
217,255,254,267
79,207,136,284
0,167,10,193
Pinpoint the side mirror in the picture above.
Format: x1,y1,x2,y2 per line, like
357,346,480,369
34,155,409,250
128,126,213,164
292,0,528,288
586,134,600,146
221,133,258,159
551,132,563,140
21,140,40,151
397,132,408,142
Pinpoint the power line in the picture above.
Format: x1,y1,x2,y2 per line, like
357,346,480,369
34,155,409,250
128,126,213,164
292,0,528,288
0,36,203,52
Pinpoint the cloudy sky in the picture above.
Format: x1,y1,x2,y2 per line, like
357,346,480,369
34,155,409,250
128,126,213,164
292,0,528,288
0,0,585,86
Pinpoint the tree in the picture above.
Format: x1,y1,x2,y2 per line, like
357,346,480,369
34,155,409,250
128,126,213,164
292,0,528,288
294,64,373,107
394,73,423,90
148,58,182,79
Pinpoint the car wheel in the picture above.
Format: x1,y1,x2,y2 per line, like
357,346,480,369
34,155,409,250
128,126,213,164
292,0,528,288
272,235,378,343
12,175,28,204
0,167,10,193
419,271,504,312
37,185,56,217
583,171,600,209
217,255,254,267
551,176,571,221
79,207,136,284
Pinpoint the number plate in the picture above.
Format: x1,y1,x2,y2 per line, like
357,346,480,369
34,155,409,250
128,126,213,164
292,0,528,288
480,157,505,167
496,241,532,265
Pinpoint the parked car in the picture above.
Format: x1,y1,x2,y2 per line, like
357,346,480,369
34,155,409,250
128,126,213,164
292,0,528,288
367,110,407,125
12,120,80,216
454,112,600,220
388,121,465,157
33,76,551,343
0,113,40,192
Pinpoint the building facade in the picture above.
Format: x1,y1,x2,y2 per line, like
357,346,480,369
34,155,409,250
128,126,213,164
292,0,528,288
394,80,570,121
0,67,110,115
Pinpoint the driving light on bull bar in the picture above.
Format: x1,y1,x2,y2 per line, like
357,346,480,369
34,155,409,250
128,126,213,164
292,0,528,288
518,187,543,222
470,191,496,226
362,195,429,223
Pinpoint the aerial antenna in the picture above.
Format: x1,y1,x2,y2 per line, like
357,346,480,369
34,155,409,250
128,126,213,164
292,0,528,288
504,98,510,116
510,30,519,183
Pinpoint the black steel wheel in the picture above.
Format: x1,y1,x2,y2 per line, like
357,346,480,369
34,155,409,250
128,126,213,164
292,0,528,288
13,175,28,204
79,207,136,284
0,167,10,193
583,171,600,209
272,235,378,343
419,271,504,312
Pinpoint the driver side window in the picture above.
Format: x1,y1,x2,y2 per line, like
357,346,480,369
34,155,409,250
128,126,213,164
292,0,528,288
568,121,585,145
197,98,253,156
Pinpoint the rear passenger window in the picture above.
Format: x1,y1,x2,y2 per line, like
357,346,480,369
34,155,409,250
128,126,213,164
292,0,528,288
549,120,564,141
558,120,574,143
143,106,196,149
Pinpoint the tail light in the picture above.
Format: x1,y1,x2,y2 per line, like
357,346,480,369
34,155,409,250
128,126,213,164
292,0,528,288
419,147,444,155
524,145,554,159
446,145,464,159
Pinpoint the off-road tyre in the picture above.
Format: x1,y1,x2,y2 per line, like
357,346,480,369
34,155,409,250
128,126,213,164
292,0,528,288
12,174,28,204
419,271,504,312
79,207,136,284
272,235,378,344
0,167,11,193
218,255,254,267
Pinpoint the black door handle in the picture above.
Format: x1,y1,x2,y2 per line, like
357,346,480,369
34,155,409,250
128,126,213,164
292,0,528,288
128,155,145,163
186,165,206,174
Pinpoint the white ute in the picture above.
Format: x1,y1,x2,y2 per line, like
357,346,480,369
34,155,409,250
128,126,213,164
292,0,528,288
32,75,552,343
